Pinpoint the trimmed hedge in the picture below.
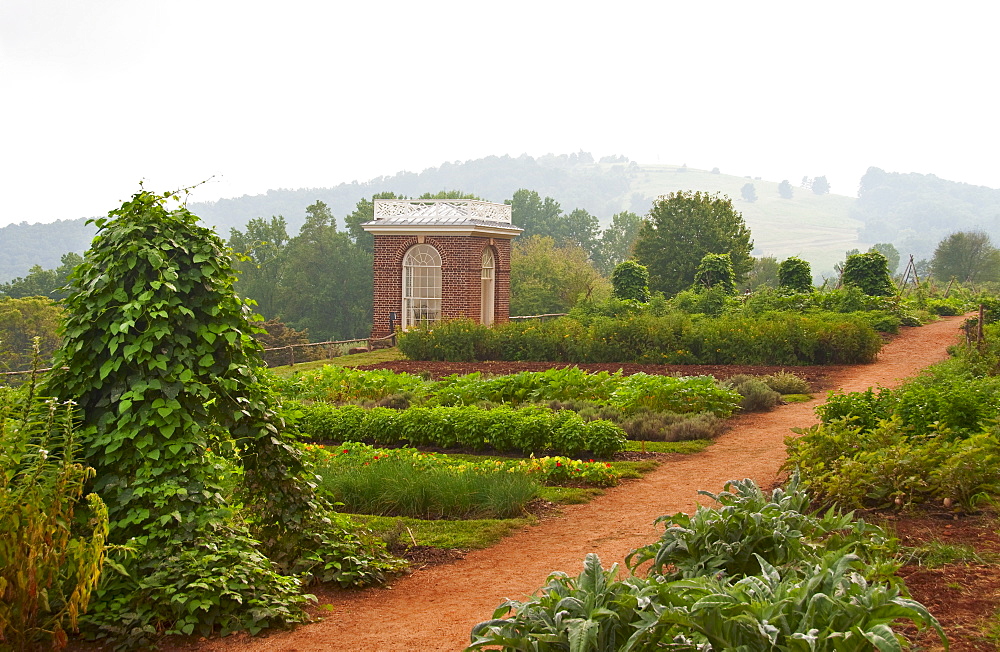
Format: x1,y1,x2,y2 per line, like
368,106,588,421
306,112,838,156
398,313,882,365
298,404,627,458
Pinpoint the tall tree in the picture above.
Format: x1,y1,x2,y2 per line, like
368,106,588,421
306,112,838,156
343,191,405,254
741,183,757,203
276,205,373,341
748,255,780,290
633,191,754,297
869,243,901,276
0,252,83,299
228,215,290,319
506,189,566,241
509,235,609,315
0,296,63,372
930,230,1000,284
812,176,831,195
777,180,794,199
595,211,642,275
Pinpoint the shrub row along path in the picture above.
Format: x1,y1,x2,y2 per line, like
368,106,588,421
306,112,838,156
184,316,965,652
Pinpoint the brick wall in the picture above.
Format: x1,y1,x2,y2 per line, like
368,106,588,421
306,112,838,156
371,235,512,338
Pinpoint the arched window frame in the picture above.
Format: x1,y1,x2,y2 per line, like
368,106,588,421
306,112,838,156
481,246,496,325
401,244,442,330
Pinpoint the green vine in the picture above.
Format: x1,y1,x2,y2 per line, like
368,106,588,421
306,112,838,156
44,190,401,646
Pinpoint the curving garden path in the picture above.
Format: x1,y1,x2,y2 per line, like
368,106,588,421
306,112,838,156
182,316,965,652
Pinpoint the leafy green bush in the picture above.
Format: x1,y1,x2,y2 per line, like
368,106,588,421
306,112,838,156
607,373,740,417
41,190,403,645
816,386,898,431
760,370,810,394
842,250,895,296
731,378,782,411
777,256,813,293
298,404,627,458
610,260,649,302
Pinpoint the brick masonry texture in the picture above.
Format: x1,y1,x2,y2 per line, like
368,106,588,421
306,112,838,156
371,235,512,338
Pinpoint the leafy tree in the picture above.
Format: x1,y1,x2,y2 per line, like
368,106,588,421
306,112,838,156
0,296,63,373
565,208,601,259
594,211,642,275
44,190,399,644
633,191,753,297
343,191,405,254
747,255,780,290
842,250,894,296
777,256,813,293
778,180,794,199
0,252,83,300
610,260,649,302
509,235,610,315
869,243,900,276
930,230,1000,284
812,176,831,195
417,190,482,200
741,183,757,203
693,253,736,294
276,202,374,342
228,215,290,319
505,190,599,259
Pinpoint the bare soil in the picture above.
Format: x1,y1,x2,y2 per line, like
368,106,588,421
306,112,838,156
99,316,1000,651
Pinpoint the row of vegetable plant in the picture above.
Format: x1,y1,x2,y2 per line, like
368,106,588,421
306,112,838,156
297,404,627,458
786,322,1000,510
468,476,945,651
276,365,743,415
301,442,620,519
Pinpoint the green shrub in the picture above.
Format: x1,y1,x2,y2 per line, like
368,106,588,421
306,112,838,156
608,373,741,417
842,250,895,296
817,386,898,430
760,370,810,394
777,256,813,293
610,260,650,302
732,378,782,412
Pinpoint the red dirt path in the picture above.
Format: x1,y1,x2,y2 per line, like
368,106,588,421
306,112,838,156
173,317,965,652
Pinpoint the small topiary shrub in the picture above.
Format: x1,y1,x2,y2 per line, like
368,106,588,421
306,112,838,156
777,256,813,293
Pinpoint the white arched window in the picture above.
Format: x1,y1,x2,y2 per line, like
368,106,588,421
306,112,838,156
402,244,442,329
481,247,495,325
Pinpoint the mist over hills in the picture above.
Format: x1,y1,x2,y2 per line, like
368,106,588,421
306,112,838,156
2,153,999,283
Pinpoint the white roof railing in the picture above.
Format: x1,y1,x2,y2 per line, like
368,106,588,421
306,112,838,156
373,199,512,224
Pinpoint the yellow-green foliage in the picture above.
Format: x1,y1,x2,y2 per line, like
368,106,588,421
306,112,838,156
0,394,108,649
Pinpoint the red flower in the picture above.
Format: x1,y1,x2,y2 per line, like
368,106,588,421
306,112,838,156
343,449,349,454
556,462,562,467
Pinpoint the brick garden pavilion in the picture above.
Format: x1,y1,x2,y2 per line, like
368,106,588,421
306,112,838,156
362,199,522,338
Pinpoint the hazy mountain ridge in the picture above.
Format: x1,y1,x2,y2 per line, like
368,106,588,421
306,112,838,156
3,155,999,282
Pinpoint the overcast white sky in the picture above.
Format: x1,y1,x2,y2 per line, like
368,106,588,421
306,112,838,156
1,1,997,227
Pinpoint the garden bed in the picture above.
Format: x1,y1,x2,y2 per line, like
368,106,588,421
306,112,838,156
358,359,847,389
